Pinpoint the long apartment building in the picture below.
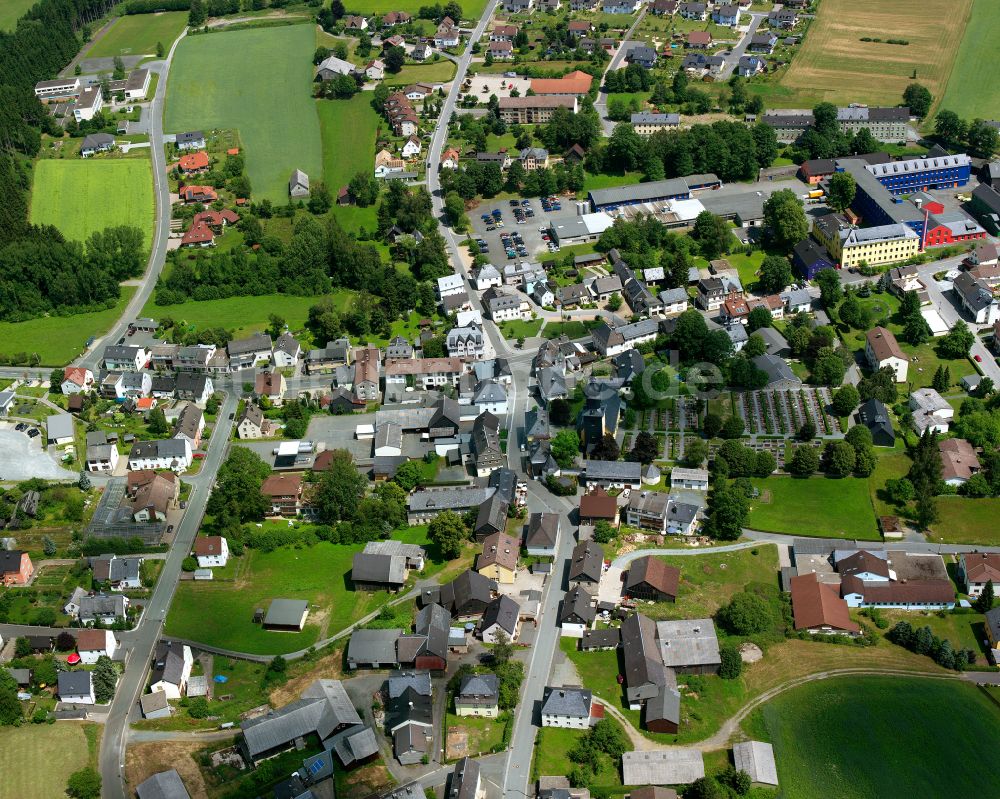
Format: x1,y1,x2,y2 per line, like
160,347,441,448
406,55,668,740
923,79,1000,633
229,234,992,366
762,105,909,143
498,96,578,124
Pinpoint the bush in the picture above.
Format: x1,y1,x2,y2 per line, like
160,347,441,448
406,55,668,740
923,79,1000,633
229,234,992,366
717,591,774,636
186,696,210,718
718,643,743,679
66,768,101,799
181,556,198,572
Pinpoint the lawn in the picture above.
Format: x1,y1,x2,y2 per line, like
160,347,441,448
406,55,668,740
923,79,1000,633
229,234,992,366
757,676,1000,799
876,608,986,654
748,476,881,540
534,716,627,793
132,658,271,731
777,0,972,109
316,94,382,194
0,723,94,799
165,24,323,201
499,318,544,339
384,61,456,85
30,159,154,249
165,538,390,654
641,545,780,622
926,496,1000,546
937,0,1000,120
543,320,594,340
582,170,645,192
0,287,136,366
86,11,188,58
142,291,353,341
0,0,34,30
446,712,507,759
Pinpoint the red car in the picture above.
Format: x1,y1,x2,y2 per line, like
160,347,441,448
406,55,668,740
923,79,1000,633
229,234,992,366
975,354,983,362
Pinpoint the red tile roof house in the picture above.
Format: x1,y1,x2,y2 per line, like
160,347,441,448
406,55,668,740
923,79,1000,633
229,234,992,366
255,371,287,406
0,550,33,586
181,220,215,247
789,573,859,635
76,628,118,665
193,209,239,231
261,473,304,517
687,30,712,48
179,185,218,204
194,535,230,568
177,150,210,174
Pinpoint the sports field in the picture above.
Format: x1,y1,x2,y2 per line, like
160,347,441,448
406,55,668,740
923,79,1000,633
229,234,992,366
0,0,34,30
0,723,93,799
30,159,154,248
748,476,880,540
937,0,1000,120
86,11,188,58
778,0,972,108
165,24,323,201
759,676,1000,799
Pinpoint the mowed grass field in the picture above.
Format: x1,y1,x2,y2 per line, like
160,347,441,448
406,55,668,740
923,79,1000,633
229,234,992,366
86,11,188,58
0,287,136,366
342,0,489,20
0,0,35,30
0,724,93,799
30,159,154,248
759,676,1000,799
384,61,456,86
317,95,382,193
937,0,1000,120
165,25,322,202
778,0,972,108
142,291,353,338
165,540,389,654
748,476,880,540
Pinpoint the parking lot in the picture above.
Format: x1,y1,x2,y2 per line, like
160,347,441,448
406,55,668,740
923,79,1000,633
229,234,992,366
464,71,531,99
469,196,566,264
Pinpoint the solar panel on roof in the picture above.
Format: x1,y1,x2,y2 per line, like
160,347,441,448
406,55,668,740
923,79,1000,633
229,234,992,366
309,758,325,774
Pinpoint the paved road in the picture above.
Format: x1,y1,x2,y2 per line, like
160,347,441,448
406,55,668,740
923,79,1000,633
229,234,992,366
99,390,238,799
593,8,648,136
77,33,183,375
718,13,766,79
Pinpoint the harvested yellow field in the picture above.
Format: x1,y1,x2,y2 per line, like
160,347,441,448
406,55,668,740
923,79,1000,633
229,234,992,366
780,0,972,108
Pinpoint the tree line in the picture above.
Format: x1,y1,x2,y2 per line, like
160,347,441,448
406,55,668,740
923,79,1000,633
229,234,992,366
0,224,144,321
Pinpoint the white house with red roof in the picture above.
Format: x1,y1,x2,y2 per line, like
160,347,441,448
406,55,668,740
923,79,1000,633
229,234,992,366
61,367,94,395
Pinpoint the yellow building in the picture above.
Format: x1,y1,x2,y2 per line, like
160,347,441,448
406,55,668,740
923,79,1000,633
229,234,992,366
836,223,921,269
476,531,519,584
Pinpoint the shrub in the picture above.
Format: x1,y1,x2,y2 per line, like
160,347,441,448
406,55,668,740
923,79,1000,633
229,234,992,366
718,643,743,679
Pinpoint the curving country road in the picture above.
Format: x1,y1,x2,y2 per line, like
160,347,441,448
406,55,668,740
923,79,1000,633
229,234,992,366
77,31,183,376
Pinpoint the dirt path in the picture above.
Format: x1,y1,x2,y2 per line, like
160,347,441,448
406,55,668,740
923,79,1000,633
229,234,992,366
205,11,310,27
594,700,658,751
60,18,118,77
